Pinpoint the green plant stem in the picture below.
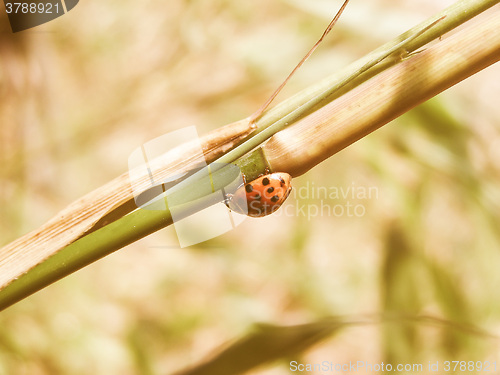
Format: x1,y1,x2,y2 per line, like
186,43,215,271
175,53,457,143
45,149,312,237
255,0,499,128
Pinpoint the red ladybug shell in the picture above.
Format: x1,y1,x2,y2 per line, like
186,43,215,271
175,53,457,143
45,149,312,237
227,173,292,217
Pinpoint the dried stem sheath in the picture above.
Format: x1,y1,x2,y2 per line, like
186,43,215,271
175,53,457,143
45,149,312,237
264,8,500,176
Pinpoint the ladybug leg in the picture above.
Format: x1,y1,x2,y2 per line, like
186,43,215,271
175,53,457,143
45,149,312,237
223,194,233,208
255,167,271,180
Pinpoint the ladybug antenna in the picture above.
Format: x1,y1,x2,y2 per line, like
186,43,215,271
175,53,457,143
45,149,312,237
248,0,350,124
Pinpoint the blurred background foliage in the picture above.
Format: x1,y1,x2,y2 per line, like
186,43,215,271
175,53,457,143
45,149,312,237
0,0,499,374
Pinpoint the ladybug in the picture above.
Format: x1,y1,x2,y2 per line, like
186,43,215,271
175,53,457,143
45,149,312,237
226,172,292,217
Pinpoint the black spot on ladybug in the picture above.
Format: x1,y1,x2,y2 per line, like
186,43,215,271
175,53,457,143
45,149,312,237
271,195,280,203
245,184,253,193
279,176,285,185
267,187,274,194
253,193,262,200
262,177,270,186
